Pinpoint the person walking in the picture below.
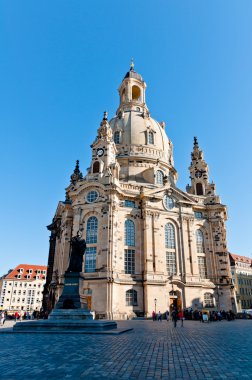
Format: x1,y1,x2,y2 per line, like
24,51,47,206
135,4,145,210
165,310,169,321
178,310,184,327
152,310,156,321
171,309,178,328
157,311,162,321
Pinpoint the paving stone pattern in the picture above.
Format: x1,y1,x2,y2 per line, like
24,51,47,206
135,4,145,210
0,320,251,379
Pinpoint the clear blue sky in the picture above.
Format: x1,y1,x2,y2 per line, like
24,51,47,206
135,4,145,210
1,0,252,275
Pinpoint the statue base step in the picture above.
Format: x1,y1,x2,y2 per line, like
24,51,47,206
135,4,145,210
13,319,119,333
48,308,93,320
12,308,131,334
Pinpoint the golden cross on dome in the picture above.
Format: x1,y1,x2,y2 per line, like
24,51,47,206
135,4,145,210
130,58,134,70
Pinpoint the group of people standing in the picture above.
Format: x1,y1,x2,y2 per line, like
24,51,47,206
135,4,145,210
152,309,185,327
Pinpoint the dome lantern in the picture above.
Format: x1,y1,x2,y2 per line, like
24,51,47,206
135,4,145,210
117,61,148,115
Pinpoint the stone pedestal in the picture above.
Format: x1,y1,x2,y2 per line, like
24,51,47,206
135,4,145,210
55,272,83,309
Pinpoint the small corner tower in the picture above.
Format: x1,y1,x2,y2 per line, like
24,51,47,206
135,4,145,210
187,137,216,198
89,111,119,182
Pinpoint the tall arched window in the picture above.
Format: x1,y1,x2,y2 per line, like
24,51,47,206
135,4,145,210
93,161,100,173
86,217,98,244
114,131,120,144
196,229,205,253
165,223,176,275
124,219,135,274
156,170,163,185
85,216,98,272
126,289,138,306
124,220,135,246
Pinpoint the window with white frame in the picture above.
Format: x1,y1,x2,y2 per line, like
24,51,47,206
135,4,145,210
124,220,135,246
85,247,97,273
198,256,207,279
124,220,135,274
165,223,177,275
165,223,175,249
85,216,98,273
86,191,99,203
124,249,135,274
86,217,98,244
166,252,177,276
156,170,163,185
196,229,205,253
126,289,138,306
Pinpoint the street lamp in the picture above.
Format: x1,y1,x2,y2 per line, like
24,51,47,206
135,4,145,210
154,298,157,314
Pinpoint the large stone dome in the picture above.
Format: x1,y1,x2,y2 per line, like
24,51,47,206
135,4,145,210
105,64,177,184
109,110,173,166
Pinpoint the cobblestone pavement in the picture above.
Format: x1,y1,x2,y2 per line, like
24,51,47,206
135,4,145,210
0,319,251,380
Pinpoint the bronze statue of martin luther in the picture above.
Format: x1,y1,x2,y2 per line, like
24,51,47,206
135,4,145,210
66,231,86,273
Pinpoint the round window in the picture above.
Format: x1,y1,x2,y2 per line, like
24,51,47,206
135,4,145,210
163,195,174,210
86,190,99,203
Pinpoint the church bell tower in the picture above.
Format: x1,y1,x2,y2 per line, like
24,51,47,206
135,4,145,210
187,137,216,198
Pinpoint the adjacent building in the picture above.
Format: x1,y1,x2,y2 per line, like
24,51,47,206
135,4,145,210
229,253,252,311
0,264,47,313
44,64,235,319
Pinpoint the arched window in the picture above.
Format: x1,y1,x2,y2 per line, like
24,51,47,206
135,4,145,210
132,85,141,101
196,183,203,195
147,131,154,144
86,217,98,244
165,223,176,276
196,229,205,253
114,131,120,144
156,170,163,185
126,289,138,306
93,161,100,174
204,293,214,308
85,217,98,273
124,220,135,246
124,220,135,274
165,223,175,249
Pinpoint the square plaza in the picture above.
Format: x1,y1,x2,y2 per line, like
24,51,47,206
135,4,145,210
0,319,251,379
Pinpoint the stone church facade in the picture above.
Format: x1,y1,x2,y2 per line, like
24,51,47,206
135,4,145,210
43,64,235,319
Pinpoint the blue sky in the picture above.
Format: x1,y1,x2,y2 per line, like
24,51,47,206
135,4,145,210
1,0,252,275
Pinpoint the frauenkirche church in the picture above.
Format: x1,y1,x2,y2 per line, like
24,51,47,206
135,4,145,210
43,63,235,319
